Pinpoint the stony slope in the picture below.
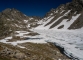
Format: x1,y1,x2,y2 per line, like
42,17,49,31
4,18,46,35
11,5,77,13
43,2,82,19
36,0,83,30
0,42,70,60
0,8,40,37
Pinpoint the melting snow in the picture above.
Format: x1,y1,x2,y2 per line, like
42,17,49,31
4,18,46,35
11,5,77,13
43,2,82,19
55,10,58,13
60,10,65,14
35,10,71,30
0,31,46,46
17,45,26,48
50,13,53,15
52,14,81,29
0,29,83,59
24,20,28,23
27,24,30,28
33,29,83,60
30,18,33,20
35,16,55,29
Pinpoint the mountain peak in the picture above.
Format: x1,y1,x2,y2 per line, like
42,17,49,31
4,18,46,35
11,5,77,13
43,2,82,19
2,8,11,13
2,8,20,14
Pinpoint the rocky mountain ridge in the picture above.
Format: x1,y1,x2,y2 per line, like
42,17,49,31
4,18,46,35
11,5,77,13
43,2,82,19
0,8,40,37
36,0,83,29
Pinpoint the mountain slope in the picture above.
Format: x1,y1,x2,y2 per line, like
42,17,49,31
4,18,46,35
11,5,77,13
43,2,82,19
36,0,83,30
0,0,83,60
0,8,40,37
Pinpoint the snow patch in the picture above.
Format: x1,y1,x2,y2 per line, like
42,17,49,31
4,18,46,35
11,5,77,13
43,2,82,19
52,14,81,29
60,10,65,14
7,19,10,20
24,20,28,23
35,16,54,30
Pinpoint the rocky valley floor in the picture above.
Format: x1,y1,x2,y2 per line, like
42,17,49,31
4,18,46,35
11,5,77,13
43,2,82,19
0,42,70,60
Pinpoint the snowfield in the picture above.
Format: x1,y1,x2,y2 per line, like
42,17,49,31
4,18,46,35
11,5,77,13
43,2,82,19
0,31,46,47
33,29,83,60
0,29,83,59
31,12,83,59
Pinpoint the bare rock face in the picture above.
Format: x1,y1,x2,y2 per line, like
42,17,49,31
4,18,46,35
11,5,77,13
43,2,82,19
66,0,83,13
67,0,83,29
15,53,25,59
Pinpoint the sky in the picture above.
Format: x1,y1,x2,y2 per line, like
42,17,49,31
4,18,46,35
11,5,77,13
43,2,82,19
0,0,72,17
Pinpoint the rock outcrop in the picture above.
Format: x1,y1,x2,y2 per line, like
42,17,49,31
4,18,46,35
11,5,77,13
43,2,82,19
0,45,26,60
